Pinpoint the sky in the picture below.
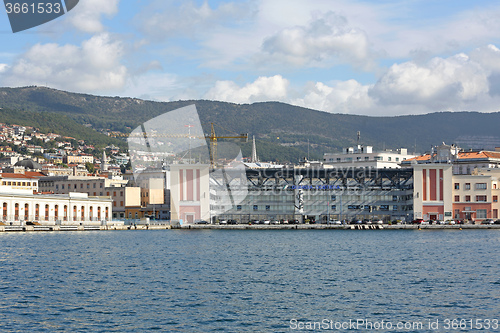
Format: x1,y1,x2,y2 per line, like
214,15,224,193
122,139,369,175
2,0,500,116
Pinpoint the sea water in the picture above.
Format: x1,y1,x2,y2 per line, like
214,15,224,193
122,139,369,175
0,229,499,332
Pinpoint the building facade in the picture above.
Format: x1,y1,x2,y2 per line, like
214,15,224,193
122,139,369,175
0,188,112,225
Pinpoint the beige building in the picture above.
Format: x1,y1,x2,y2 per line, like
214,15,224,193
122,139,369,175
37,175,139,219
65,154,94,164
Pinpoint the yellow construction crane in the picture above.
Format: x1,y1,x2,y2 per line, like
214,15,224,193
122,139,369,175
110,123,248,168
206,123,248,168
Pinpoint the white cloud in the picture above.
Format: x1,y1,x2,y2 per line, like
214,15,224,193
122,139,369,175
260,11,372,68
369,53,489,110
65,0,120,33
0,64,8,73
135,0,256,40
204,75,289,103
1,34,127,92
292,80,374,114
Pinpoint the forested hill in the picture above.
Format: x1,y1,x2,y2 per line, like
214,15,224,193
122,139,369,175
1,86,499,162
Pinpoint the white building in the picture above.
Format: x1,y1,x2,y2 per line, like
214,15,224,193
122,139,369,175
0,188,112,225
323,145,416,169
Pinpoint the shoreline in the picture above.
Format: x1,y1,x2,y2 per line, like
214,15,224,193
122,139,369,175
176,224,500,230
2,223,500,232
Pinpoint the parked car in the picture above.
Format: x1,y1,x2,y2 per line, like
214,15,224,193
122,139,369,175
374,219,383,224
194,220,209,224
227,219,238,225
261,220,270,225
219,220,227,224
328,220,342,225
481,219,494,224
412,219,424,224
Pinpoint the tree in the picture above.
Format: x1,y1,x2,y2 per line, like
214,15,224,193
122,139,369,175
85,162,95,174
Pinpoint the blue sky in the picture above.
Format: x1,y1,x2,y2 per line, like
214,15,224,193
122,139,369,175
2,0,500,116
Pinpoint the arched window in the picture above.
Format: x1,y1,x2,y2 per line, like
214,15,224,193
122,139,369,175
63,205,68,221
35,204,39,220
14,203,19,220
97,207,101,220
54,205,59,221
24,203,29,221
45,204,49,221
89,206,93,220
73,206,77,221
3,203,7,221
81,206,85,221
105,207,109,220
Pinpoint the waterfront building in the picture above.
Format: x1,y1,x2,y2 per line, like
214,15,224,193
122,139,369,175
170,164,210,224
323,145,416,169
0,187,112,225
37,175,138,219
408,143,500,222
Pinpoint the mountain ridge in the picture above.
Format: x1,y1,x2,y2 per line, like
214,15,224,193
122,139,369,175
1,86,499,162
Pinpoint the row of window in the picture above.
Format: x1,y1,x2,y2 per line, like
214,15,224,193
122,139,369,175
1,181,34,187
454,195,497,202
53,182,104,190
327,156,405,162
454,182,491,190
238,204,401,211
2,202,109,220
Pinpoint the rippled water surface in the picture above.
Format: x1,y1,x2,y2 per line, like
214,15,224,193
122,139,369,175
0,229,499,332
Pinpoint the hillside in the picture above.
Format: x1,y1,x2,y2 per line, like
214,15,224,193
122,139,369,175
1,86,500,162
0,108,126,150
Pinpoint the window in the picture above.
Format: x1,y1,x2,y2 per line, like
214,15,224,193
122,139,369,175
465,195,471,202
476,195,487,202
331,195,336,201
93,183,96,188
477,209,487,219
62,184,64,189
454,209,460,219
392,195,398,201
396,157,399,162
365,157,369,161
454,195,460,202
336,158,341,162
331,205,336,210
475,183,487,190
379,205,389,211
87,184,90,189
375,156,383,161
494,209,498,219
388,157,392,161
253,205,258,211
454,183,460,190
236,205,242,211
465,183,471,190
265,205,270,211
494,196,498,202
393,205,398,211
